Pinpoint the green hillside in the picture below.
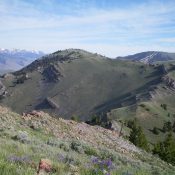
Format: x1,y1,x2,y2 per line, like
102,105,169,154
1,49,175,144
1,49,175,174
108,61,175,144
0,49,164,120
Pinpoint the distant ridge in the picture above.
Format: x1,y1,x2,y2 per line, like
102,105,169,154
117,51,175,64
0,48,45,74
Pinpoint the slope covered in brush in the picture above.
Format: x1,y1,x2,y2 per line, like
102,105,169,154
0,106,175,175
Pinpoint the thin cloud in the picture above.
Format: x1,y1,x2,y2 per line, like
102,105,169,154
0,0,175,56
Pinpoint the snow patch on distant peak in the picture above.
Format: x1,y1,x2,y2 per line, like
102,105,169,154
0,48,44,55
140,52,158,63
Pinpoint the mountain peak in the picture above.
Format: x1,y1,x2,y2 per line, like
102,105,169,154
16,49,107,74
52,48,106,58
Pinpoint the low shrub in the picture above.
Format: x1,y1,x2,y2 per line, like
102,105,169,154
59,142,69,152
70,141,84,153
47,138,60,147
7,155,31,165
12,131,30,144
84,146,98,156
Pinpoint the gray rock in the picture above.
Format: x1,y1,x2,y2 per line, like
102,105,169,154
0,80,6,96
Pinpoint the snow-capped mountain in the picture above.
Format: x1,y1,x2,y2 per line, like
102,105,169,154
0,48,45,74
117,51,175,64
0,48,43,55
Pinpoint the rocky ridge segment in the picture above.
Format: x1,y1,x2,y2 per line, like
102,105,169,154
14,49,80,75
0,80,6,97
162,75,175,90
42,64,63,82
0,106,139,156
21,110,139,155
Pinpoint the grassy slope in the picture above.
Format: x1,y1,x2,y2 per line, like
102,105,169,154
0,49,163,121
108,62,175,144
2,49,175,145
0,106,175,175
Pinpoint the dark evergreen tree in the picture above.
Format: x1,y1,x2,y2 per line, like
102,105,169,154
161,104,167,110
163,121,172,132
129,120,149,151
172,121,175,132
127,118,138,129
152,127,159,135
153,132,175,165
71,115,80,122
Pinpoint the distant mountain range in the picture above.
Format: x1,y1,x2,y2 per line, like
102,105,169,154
1,49,175,75
117,51,175,64
0,48,45,74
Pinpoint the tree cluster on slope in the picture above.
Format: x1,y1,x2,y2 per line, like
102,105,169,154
128,119,149,151
153,132,175,165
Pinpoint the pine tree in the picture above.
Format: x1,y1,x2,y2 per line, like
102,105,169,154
152,127,159,135
153,132,175,165
163,133,175,164
172,121,175,132
163,121,172,132
129,120,149,151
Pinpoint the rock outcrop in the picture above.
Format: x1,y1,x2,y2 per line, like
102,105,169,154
162,76,175,89
0,80,6,97
37,159,52,175
42,65,63,82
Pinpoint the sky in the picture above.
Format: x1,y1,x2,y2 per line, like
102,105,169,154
0,0,175,57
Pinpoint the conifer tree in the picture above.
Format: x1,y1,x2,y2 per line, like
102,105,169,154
163,121,172,132
153,132,175,165
129,120,149,151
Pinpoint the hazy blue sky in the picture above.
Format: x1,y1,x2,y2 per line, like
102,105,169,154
0,0,175,57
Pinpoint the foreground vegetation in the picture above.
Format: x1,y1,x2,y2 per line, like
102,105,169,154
0,106,175,174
